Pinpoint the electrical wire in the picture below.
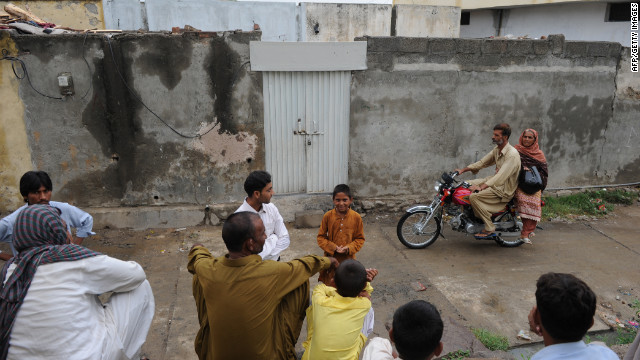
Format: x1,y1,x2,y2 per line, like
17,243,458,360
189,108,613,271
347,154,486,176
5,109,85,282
79,32,93,100
3,35,250,139
1,48,63,100
106,35,248,139
1,40,94,100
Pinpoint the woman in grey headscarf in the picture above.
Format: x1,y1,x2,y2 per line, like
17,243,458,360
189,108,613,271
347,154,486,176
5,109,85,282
0,205,154,360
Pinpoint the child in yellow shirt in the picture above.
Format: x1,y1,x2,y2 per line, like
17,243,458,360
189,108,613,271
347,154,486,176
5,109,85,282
303,260,378,360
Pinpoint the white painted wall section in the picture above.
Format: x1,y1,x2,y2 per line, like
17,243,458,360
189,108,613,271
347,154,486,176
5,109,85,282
250,41,368,71
104,0,300,41
303,3,392,41
461,3,632,46
460,9,497,38
394,5,460,37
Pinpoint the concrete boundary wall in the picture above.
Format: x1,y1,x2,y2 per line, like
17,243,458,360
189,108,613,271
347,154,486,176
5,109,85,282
3,32,639,226
0,31,265,217
349,35,639,199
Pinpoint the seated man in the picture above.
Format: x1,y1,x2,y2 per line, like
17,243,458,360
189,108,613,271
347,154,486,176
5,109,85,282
528,272,618,360
188,211,338,360
302,259,378,360
0,205,154,359
0,171,95,261
455,123,521,238
362,300,443,360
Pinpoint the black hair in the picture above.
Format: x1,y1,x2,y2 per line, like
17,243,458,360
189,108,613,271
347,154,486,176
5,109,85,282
332,184,352,199
493,123,512,139
535,272,596,343
392,300,443,360
222,212,261,252
244,171,272,197
19,171,52,200
334,259,367,298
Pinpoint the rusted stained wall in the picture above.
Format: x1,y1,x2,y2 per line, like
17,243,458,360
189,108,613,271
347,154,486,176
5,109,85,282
2,31,263,212
0,33,32,211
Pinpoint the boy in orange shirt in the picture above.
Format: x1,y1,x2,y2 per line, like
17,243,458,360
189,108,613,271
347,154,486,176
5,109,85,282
317,184,365,284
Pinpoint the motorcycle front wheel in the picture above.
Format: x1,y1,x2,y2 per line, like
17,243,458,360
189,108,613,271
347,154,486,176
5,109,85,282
397,210,441,249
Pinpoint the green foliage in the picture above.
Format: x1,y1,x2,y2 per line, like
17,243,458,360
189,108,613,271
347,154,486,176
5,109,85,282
471,328,509,351
631,299,640,316
519,355,531,360
615,327,639,345
542,190,637,220
440,349,470,359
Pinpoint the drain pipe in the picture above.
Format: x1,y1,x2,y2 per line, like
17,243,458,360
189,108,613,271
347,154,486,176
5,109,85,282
496,9,504,37
546,181,640,191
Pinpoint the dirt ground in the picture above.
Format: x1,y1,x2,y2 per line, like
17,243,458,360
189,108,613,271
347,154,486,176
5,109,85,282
2,203,639,359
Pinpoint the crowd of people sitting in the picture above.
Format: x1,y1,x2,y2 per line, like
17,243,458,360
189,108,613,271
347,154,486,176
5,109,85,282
0,124,638,359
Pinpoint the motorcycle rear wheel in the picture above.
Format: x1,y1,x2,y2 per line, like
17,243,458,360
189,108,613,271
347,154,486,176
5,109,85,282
397,210,441,249
494,236,524,247
492,212,524,247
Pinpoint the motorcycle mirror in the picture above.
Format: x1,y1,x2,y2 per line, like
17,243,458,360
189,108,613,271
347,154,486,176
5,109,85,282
442,172,453,183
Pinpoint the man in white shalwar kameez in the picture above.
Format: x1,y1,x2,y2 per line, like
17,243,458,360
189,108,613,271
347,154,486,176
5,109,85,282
0,205,154,360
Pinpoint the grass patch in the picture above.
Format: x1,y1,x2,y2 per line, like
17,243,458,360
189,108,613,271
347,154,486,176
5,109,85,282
615,327,638,345
441,349,470,359
542,190,637,220
471,328,509,351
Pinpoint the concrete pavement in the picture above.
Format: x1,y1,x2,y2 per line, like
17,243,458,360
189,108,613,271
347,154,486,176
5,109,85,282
47,203,640,359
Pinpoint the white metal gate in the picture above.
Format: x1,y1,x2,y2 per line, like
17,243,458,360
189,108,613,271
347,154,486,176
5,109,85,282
263,71,351,194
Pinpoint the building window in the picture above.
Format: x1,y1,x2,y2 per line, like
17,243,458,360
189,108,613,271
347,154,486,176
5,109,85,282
461,11,470,25
606,2,631,22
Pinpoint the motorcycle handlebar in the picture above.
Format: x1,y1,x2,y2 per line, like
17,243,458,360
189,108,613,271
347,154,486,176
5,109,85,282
451,171,459,177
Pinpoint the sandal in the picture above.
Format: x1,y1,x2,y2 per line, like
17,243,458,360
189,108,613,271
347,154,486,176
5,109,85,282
519,237,532,244
474,231,497,239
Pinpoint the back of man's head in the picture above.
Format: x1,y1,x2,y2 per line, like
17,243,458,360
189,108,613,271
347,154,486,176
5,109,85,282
244,171,271,197
535,272,596,343
20,171,52,198
334,259,367,297
222,212,260,252
493,123,512,139
392,300,443,360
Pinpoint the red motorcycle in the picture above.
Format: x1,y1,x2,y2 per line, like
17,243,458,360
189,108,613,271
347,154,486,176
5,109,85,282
397,171,524,248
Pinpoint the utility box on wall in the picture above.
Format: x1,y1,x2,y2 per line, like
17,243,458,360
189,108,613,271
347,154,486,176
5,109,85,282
57,72,74,96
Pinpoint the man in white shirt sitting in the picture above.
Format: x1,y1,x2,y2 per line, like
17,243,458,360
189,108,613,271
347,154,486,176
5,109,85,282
528,272,619,360
0,171,95,261
235,170,290,261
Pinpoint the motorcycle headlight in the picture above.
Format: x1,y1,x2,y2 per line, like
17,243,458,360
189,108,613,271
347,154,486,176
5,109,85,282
434,181,441,191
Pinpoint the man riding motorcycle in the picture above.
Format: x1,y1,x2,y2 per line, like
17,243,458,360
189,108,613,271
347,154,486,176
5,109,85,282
454,123,521,239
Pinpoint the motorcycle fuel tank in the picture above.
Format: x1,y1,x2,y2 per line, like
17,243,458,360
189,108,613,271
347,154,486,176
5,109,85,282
452,188,472,205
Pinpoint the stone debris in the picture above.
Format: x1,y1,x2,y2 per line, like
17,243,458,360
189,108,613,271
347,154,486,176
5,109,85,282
516,329,532,341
